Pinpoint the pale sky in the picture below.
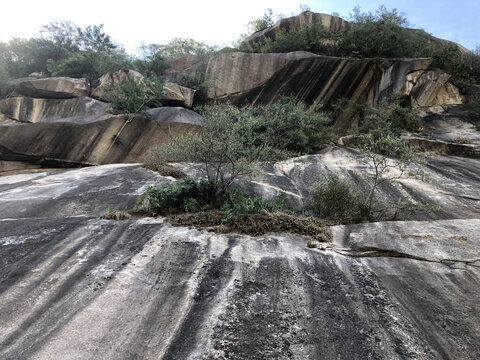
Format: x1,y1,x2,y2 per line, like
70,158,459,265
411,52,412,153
0,0,478,54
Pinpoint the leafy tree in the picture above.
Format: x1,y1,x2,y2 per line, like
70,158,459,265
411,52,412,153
153,99,334,202
337,5,433,58
254,22,335,55
133,44,170,77
248,9,275,33
432,44,480,92
106,75,164,118
154,37,217,60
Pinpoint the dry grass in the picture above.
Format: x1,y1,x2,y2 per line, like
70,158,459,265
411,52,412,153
167,211,333,242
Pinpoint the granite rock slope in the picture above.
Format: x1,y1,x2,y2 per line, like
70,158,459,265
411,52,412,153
0,157,479,359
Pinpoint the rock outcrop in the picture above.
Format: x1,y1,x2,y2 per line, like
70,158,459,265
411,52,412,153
0,107,202,166
411,70,464,108
0,153,479,359
9,76,90,98
0,96,111,123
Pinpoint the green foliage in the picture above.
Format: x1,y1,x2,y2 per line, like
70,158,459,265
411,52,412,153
145,177,219,215
48,50,131,80
157,98,334,201
106,75,164,118
248,9,275,33
222,186,285,221
311,173,361,221
152,37,217,60
361,95,420,136
253,22,336,55
337,6,433,58
0,21,131,80
133,51,170,77
465,93,480,118
432,44,480,92
0,56,9,96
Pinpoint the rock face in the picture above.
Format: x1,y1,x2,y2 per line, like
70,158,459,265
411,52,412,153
243,11,349,51
0,96,111,123
9,76,90,98
167,52,437,132
411,70,463,107
0,107,202,166
0,155,479,359
161,82,196,108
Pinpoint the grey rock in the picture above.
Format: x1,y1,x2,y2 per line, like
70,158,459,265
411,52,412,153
10,76,90,98
0,96,111,123
0,162,479,359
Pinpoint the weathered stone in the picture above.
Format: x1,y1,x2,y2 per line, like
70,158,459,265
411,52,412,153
411,70,463,107
147,106,204,125
419,106,480,145
178,51,432,133
0,107,202,165
0,160,41,172
0,157,479,359
0,96,111,123
161,82,196,108
91,69,143,101
10,76,90,98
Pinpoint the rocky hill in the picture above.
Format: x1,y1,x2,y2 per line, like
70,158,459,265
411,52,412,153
0,10,479,360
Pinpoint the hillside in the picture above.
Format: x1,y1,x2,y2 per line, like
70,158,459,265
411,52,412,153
1,9,480,360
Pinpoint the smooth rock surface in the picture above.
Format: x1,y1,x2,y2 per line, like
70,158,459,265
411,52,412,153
0,108,202,165
0,161,479,359
0,96,111,123
9,76,90,98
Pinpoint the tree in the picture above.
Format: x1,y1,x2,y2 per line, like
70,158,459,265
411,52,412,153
106,75,164,118
359,96,424,204
337,6,433,58
153,99,334,203
248,9,275,33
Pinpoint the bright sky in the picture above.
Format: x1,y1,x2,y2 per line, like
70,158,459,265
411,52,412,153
1,0,478,54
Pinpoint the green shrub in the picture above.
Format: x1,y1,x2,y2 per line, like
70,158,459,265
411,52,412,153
254,23,336,55
361,96,420,136
106,75,164,118
157,98,334,202
222,186,285,221
337,6,433,58
311,173,361,221
145,177,219,215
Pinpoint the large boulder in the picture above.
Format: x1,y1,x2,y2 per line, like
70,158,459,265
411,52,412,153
0,96,111,123
0,107,202,166
411,70,463,107
167,52,433,133
9,76,90,98
161,82,196,108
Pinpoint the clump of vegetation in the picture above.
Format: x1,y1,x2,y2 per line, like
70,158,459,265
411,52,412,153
168,210,331,241
311,173,361,222
337,6,433,58
246,22,336,55
106,75,164,118
150,98,334,201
